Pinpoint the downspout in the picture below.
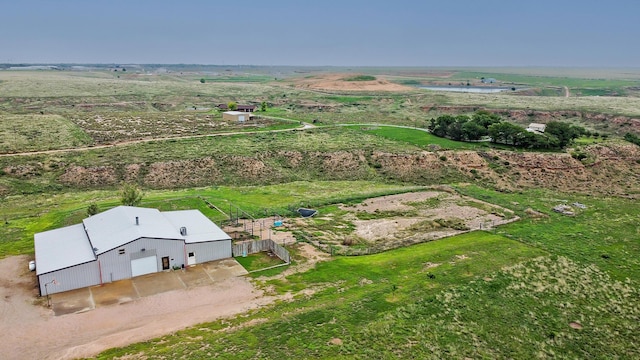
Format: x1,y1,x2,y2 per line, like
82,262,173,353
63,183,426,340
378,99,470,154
98,259,103,285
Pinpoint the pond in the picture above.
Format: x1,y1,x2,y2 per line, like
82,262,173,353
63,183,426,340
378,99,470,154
419,86,515,93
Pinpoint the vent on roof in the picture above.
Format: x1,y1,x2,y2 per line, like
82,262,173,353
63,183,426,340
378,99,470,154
135,216,139,225
180,227,187,236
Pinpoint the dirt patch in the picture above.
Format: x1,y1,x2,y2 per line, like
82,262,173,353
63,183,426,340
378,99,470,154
308,190,518,252
349,191,442,213
569,322,583,329
524,207,549,219
292,74,414,92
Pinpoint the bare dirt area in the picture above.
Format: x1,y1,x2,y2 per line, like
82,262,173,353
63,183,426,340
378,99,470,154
292,74,414,92
0,257,272,360
290,190,518,254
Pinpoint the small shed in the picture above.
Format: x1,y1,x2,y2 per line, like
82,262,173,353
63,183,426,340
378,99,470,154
223,111,252,123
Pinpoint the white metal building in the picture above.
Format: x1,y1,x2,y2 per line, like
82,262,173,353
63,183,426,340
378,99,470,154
526,123,546,134
34,206,231,295
222,111,252,123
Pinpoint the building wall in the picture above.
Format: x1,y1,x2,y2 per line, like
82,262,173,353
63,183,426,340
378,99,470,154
98,237,185,283
38,261,100,295
222,112,248,123
186,240,232,264
39,238,231,295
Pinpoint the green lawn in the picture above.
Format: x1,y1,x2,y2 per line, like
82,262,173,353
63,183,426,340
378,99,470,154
235,252,286,272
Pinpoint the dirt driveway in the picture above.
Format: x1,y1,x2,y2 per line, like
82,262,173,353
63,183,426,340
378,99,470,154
1,256,272,360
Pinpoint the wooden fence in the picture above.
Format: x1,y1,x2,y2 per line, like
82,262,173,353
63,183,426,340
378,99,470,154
232,239,290,264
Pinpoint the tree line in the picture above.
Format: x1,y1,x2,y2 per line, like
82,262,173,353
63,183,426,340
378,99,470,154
427,111,587,149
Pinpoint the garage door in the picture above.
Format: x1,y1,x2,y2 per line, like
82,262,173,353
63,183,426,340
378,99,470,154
131,256,157,277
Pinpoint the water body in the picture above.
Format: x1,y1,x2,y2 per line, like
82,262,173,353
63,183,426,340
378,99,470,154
419,86,514,93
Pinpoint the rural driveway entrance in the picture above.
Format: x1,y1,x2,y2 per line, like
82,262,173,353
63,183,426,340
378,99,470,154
2,255,271,360
51,258,248,316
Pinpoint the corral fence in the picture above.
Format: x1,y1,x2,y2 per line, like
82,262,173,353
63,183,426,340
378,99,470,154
232,239,290,264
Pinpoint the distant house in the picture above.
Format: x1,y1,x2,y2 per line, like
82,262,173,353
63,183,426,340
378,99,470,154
34,206,231,295
217,104,256,112
526,123,546,133
481,78,497,84
223,111,252,123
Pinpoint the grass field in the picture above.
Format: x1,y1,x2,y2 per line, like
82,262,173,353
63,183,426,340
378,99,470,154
450,70,640,90
94,187,639,359
1,67,639,358
351,125,493,150
0,114,93,153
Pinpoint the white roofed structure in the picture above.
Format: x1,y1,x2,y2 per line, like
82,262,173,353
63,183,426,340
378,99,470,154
34,206,232,295
34,224,95,276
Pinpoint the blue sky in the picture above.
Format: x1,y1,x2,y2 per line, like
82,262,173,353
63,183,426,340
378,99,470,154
1,0,638,66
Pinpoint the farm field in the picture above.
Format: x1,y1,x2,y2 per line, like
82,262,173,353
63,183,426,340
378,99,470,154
0,66,639,359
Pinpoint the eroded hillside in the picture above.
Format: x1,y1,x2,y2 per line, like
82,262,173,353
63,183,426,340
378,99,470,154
2,143,638,198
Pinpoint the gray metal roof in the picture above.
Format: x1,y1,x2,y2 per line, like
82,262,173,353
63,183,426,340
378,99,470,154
83,206,182,255
34,206,231,274
34,224,96,275
162,210,231,243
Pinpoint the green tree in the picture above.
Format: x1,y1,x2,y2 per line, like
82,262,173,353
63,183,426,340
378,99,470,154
462,121,486,140
472,110,502,129
227,101,238,111
87,203,100,217
121,183,143,206
200,78,206,84
545,121,583,148
489,122,524,145
260,101,267,112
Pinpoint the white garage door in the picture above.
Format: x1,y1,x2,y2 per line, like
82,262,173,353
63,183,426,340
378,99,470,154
131,256,157,277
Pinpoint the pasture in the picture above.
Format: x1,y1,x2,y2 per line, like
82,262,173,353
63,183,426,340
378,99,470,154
0,67,638,358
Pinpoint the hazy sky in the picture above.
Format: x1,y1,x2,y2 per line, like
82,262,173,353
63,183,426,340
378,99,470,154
1,0,638,66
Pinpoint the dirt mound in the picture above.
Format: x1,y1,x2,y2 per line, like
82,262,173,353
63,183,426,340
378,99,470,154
60,165,118,186
292,74,414,92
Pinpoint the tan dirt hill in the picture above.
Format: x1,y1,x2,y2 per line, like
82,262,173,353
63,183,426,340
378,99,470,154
292,74,414,92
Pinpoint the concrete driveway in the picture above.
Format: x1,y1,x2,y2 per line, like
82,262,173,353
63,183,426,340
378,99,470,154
50,258,248,316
